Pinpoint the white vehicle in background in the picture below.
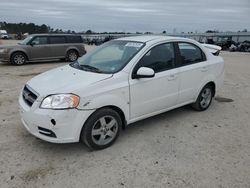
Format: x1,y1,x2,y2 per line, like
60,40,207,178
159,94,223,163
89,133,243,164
0,30,9,39
19,36,224,150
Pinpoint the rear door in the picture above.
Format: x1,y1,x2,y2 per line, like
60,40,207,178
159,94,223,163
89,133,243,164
28,36,51,60
176,42,208,104
66,36,85,56
48,36,67,58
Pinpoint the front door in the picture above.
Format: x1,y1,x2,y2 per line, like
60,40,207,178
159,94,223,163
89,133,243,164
27,36,51,60
129,43,180,120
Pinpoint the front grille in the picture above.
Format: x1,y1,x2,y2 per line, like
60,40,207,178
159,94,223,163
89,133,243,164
38,126,57,138
22,85,38,106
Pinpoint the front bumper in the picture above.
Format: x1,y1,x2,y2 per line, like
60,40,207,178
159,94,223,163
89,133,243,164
0,52,9,62
18,93,95,143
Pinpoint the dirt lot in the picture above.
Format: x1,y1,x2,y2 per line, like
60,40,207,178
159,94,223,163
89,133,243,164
0,40,250,188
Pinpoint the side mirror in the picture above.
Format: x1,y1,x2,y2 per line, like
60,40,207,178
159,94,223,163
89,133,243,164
133,67,155,79
30,41,36,46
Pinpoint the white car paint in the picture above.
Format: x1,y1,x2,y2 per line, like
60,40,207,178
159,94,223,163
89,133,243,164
19,36,224,143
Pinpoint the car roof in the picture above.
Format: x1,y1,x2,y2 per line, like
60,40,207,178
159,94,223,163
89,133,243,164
116,35,185,43
29,34,81,37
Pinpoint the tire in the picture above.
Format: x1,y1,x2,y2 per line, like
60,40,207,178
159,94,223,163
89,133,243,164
191,84,213,111
81,108,122,150
66,50,78,62
11,52,27,65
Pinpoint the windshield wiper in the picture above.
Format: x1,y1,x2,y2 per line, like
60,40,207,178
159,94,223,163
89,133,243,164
80,64,103,73
70,61,103,73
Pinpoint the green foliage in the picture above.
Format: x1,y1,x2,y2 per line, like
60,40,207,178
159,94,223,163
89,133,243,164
0,22,49,34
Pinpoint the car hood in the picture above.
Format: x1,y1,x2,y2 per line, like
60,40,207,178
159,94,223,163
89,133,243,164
26,65,113,97
0,44,18,49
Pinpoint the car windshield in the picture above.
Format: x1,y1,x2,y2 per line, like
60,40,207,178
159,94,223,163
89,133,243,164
71,40,145,74
19,36,33,45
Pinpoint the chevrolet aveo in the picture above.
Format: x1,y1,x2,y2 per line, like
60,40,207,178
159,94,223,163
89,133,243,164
19,36,224,150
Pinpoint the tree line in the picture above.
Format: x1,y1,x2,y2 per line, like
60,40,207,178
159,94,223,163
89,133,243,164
1,22,248,35
0,22,50,34
0,22,132,34
0,22,77,34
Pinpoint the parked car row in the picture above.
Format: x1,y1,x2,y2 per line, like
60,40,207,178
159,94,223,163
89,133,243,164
200,36,236,50
84,36,115,46
0,34,86,65
199,36,250,53
229,41,250,52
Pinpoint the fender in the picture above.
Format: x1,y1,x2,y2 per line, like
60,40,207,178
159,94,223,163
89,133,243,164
9,49,29,60
195,74,216,100
77,94,130,123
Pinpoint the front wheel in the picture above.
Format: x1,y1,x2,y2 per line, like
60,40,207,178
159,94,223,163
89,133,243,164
81,108,122,150
192,85,213,111
11,52,27,65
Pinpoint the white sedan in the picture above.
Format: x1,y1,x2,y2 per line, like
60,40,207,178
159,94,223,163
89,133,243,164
19,36,224,150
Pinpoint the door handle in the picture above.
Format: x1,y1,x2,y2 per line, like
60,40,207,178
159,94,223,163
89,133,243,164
168,74,177,81
201,66,208,72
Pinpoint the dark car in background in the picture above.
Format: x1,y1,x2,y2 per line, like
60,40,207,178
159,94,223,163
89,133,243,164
215,36,235,50
0,34,86,65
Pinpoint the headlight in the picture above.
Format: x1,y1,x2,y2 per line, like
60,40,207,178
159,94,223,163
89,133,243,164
40,94,80,109
0,49,7,53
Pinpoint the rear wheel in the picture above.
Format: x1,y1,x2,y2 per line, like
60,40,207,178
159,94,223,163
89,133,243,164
81,108,122,150
192,85,213,111
11,52,27,65
66,50,78,62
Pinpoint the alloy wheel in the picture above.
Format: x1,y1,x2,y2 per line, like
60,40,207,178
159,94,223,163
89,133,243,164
14,54,25,65
200,88,212,109
68,52,77,61
91,116,118,146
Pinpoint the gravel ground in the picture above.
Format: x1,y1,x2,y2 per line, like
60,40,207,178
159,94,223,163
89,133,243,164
0,40,250,188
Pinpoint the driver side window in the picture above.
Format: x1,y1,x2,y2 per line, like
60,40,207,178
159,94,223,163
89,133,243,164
31,36,48,45
137,43,175,73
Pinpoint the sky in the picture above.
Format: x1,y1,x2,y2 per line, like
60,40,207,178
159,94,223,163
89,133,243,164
0,0,250,33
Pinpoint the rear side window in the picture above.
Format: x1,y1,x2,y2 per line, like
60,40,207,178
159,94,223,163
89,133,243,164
49,36,66,44
66,36,83,43
178,43,205,65
137,43,175,73
31,36,48,45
